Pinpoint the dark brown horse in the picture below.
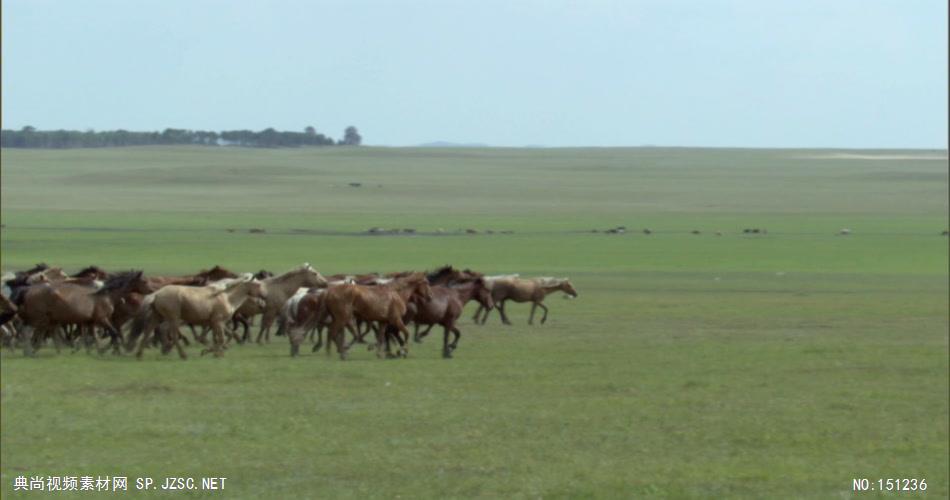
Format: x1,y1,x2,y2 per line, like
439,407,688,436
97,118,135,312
17,271,151,356
425,265,483,286
409,278,493,358
72,265,112,280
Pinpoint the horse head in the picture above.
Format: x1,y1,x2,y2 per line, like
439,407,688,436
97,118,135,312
299,267,327,288
202,265,238,282
405,273,432,302
560,279,578,298
470,278,494,309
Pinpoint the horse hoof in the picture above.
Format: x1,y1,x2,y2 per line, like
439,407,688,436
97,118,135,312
442,351,453,359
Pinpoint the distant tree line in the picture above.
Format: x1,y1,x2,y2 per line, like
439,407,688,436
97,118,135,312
0,125,362,148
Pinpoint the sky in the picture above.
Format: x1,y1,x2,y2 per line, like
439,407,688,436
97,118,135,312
2,0,947,148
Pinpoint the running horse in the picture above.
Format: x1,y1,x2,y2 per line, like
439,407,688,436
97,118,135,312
478,277,578,325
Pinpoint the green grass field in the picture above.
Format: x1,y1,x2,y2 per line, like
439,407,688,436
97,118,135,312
1,146,947,498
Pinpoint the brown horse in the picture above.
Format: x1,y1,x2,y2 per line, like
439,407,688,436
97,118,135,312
143,265,238,292
252,264,329,344
410,278,494,358
16,271,151,356
318,273,432,360
130,275,265,359
479,277,578,325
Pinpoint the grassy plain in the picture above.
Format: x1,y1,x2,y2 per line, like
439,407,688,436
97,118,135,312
0,146,947,498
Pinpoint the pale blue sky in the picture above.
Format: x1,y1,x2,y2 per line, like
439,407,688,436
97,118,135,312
2,0,947,148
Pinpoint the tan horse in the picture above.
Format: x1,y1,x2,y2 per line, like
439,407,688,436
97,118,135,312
131,275,264,359
319,273,432,360
471,274,519,324
253,264,329,344
480,277,578,325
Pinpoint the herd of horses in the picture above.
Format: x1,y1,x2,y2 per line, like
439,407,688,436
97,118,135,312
0,263,578,360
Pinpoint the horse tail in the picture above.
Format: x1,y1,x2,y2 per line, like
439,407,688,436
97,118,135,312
0,311,16,328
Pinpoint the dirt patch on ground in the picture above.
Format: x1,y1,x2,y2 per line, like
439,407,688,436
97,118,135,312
72,383,174,396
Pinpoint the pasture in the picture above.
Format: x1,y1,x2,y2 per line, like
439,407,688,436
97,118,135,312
1,146,948,498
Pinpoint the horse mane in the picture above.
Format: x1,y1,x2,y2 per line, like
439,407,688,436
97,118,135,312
24,263,49,274
426,265,455,282
268,264,313,283
73,265,107,278
253,269,273,280
210,273,254,295
93,270,143,295
8,263,50,287
535,277,567,287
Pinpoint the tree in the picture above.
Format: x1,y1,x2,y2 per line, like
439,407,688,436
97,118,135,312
304,126,316,136
342,126,362,146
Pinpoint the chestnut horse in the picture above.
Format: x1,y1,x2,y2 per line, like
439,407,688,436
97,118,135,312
317,273,431,360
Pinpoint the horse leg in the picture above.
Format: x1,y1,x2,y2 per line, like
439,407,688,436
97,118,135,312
162,323,186,360
96,319,122,355
257,311,276,344
335,322,349,360
450,326,462,351
52,326,67,354
480,305,495,325
394,321,412,357
287,323,303,357
415,324,434,343
196,326,210,345
134,319,159,359
21,325,36,357
472,304,484,323
499,300,512,325
538,302,549,324
528,303,538,325
442,325,451,358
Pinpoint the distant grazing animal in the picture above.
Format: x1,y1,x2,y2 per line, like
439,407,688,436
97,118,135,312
839,228,851,236
478,277,578,325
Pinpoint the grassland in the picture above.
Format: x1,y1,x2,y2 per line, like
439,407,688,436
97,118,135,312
1,146,947,498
